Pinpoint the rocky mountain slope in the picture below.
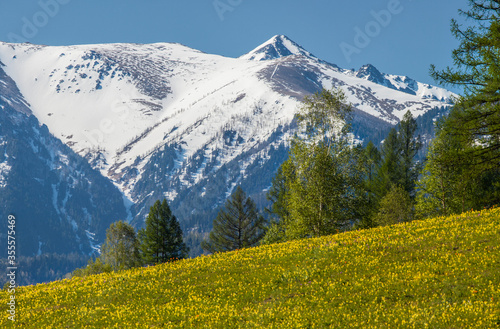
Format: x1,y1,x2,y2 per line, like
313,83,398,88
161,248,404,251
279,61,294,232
0,62,126,259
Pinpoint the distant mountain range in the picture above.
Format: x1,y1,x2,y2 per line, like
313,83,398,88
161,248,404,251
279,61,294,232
0,35,454,283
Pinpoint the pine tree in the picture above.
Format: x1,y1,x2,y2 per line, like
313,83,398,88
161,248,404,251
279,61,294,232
376,128,401,198
359,141,382,228
100,220,141,271
398,111,422,196
262,163,294,245
265,164,292,222
376,111,421,199
364,141,382,187
139,199,188,265
201,186,266,253
430,1,500,168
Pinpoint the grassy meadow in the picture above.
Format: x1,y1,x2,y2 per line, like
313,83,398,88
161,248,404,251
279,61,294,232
1,207,499,328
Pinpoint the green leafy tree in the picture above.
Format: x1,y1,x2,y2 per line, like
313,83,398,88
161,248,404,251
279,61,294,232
295,88,353,141
72,257,112,277
139,199,188,265
374,185,413,227
72,220,140,277
416,120,486,219
430,0,500,168
286,138,366,238
264,88,368,241
101,220,142,271
202,186,266,253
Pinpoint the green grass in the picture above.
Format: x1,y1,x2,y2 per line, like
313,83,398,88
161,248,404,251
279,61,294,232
1,208,499,328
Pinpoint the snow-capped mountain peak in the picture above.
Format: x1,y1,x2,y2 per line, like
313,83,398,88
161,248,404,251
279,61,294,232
354,63,454,102
356,64,385,84
240,35,316,61
355,63,417,94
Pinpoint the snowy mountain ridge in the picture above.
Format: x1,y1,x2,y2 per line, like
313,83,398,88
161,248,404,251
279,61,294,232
352,64,452,102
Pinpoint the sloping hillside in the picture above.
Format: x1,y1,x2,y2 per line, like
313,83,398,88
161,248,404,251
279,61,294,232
2,208,499,328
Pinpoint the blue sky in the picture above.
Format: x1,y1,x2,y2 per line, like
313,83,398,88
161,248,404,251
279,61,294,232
0,0,469,93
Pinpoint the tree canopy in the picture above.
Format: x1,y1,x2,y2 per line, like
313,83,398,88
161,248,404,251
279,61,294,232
101,220,142,271
139,199,188,265
430,0,500,168
416,0,500,218
73,220,140,277
202,186,266,253
264,88,368,242
374,185,413,227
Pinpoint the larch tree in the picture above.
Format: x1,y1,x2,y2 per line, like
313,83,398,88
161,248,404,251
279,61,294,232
264,88,368,241
100,220,142,271
374,185,413,227
419,0,500,215
430,0,500,168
